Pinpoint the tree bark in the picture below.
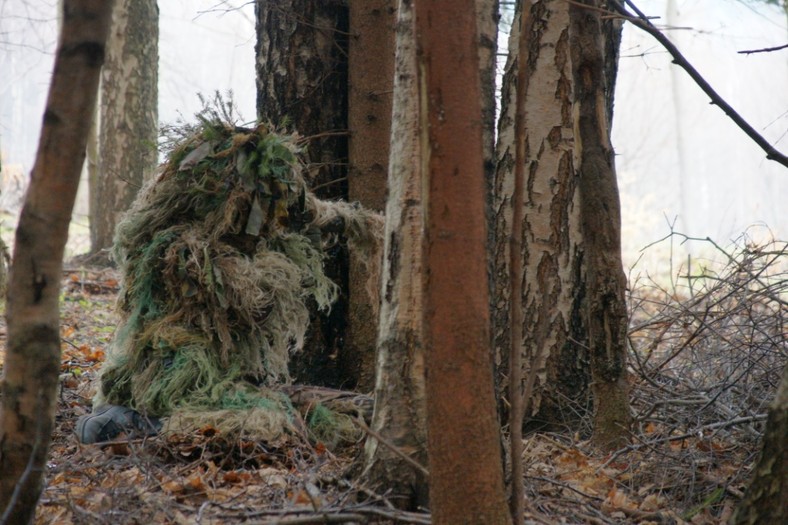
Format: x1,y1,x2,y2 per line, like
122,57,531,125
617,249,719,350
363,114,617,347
0,2,113,522
477,0,499,186
493,0,624,435
346,0,395,391
415,0,510,522
360,0,429,509
255,0,352,386
255,0,348,200
90,0,158,261
493,0,589,428
732,364,788,525
568,0,631,451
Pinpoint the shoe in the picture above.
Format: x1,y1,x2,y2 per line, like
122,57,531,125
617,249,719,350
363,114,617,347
76,404,161,444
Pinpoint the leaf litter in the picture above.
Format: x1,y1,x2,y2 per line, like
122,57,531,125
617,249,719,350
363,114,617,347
0,106,783,524
10,242,778,524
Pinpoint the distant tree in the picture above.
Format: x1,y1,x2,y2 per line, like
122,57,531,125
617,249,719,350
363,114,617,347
89,0,158,262
415,0,511,521
0,1,113,522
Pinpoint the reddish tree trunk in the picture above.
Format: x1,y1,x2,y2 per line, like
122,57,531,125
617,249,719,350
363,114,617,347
346,0,395,390
415,0,510,522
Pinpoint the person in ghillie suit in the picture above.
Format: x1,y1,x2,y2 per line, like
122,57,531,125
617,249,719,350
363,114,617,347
78,112,382,445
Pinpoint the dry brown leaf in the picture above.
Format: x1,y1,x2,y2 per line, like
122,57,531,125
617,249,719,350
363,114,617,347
186,472,207,492
161,479,184,494
639,493,666,511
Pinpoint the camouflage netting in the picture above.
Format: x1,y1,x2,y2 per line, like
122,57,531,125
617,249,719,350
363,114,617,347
95,114,382,444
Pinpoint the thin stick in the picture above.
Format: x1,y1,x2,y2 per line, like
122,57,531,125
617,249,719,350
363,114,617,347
507,3,533,522
353,417,429,477
738,43,788,55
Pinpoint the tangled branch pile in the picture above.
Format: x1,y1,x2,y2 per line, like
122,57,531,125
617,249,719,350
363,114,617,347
623,233,786,517
95,112,382,442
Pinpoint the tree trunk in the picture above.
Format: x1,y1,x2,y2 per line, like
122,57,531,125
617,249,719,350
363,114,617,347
346,0,395,391
360,0,429,509
255,0,352,387
568,0,631,451
493,0,625,435
416,0,510,522
0,2,113,522
90,0,158,262
732,364,788,524
493,0,589,429
477,0,498,186
255,0,348,201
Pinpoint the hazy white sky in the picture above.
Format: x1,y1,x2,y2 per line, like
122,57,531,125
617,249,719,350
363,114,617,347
1,0,786,269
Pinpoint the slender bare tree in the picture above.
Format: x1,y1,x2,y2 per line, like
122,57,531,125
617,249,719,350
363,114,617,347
0,2,114,522
346,0,396,390
568,0,631,450
359,0,429,508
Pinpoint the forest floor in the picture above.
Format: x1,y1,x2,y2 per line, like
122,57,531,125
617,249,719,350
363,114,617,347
0,238,784,524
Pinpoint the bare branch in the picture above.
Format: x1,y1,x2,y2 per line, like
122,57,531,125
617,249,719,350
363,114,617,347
738,43,788,55
606,0,788,170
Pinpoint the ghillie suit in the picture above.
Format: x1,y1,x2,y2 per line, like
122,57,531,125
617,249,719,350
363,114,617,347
95,116,382,444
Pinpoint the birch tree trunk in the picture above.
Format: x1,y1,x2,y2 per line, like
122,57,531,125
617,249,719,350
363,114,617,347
416,0,510,521
360,0,429,508
494,0,626,439
0,2,113,522
90,0,158,261
493,0,589,427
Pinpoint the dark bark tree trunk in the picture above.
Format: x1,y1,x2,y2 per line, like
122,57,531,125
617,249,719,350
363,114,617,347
568,0,631,451
255,0,348,200
346,0,395,391
0,2,113,522
732,364,788,524
89,0,158,262
255,0,352,386
416,0,510,522
359,0,429,509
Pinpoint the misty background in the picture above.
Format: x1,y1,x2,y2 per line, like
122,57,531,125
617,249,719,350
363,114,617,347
1,0,786,276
